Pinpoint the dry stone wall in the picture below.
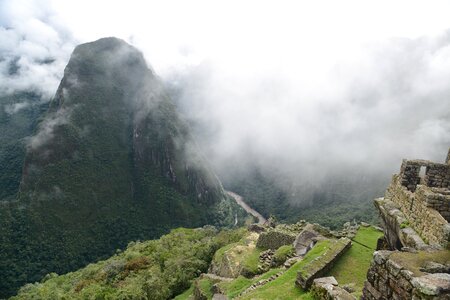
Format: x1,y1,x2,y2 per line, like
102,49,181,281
424,188,450,222
400,159,450,192
385,175,449,248
256,230,297,250
362,251,450,300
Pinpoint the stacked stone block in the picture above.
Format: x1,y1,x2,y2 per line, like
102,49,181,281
362,251,450,300
385,174,449,248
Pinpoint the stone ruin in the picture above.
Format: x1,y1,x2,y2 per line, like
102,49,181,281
376,149,450,250
362,148,450,300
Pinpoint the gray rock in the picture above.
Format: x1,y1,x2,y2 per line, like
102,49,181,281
411,273,450,296
420,261,450,274
293,224,320,256
313,276,339,286
373,251,392,265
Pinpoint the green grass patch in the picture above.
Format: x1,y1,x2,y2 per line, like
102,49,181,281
274,245,294,265
214,242,240,262
390,250,450,277
239,240,332,300
327,226,383,297
197,278,214,299
219,268,282,298
242,247,264,275
352,226,383,249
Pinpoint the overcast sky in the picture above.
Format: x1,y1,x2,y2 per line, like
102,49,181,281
1,0,450,180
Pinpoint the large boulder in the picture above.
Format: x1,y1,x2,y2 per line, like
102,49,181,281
294,224,321,256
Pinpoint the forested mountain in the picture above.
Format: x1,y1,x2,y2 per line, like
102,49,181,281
0,38,240,298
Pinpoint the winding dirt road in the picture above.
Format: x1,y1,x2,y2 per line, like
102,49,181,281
226,191,267,225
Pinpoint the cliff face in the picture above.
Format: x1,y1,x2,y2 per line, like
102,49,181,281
0,37,237,298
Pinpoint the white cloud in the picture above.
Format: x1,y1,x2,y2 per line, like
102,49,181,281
27,107,72,150
1,0,449,184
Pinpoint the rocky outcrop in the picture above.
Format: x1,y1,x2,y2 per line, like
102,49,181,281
296,238,352,289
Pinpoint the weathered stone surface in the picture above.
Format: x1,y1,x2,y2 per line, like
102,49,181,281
420,261,450,274
362,250,450,300
311,276,356,300
212,294,228,300
379,154,450,249
411,273,450,296
362,281,382,300
314,276,339,286
256,229,296,250
373,250,392,265
294,224,321,256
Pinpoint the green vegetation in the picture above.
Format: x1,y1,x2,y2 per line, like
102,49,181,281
273,245,295,265
0,38,243,298
0,91,47,201
12,227,244,300
400,220,410,229
210,231,263,278
390,250,450,277
239,240,333,300
219,268,282,298
242,247,263,276
224,167,386,229
173,284,194,300
197,278,215,299
327,226,383,297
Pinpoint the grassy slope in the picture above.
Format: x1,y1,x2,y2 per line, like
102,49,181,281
210,232,263,278
238,240,333,300
220,268,283,298
327,226,383,297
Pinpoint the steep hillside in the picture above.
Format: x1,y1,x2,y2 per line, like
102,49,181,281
0,38,240,298
0,91,48,201
11,222,383,300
